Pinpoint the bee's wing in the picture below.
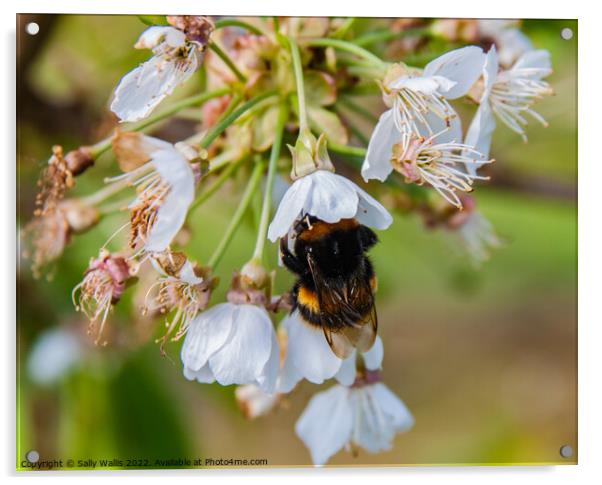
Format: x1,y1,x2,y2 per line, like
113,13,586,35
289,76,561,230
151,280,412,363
307,253,377,359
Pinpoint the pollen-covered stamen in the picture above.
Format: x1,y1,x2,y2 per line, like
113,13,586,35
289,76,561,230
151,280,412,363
145,258,214,351
489,73,553,140
388,84,456,137
34,146,74,217
127,169,171,250
391,130,493,209
72,251,131,346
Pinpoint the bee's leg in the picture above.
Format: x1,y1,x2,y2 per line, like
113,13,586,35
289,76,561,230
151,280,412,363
280,238,305,275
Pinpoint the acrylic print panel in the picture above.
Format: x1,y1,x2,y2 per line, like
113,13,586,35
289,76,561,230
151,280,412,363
16,14,577,469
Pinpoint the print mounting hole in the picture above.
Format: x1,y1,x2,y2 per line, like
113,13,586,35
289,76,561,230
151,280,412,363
25,22,40,36
561,28,573,40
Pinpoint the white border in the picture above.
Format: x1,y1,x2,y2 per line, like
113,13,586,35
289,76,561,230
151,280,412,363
3,1,599,484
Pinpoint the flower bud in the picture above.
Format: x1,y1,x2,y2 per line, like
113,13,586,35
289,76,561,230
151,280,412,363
61,200,99,234
64,147,94,176
240,259,270,290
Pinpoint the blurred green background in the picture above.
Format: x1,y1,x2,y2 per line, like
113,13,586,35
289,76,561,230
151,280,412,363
16,15,577,468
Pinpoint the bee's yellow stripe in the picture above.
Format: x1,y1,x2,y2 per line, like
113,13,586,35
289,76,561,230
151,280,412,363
298,286,320,313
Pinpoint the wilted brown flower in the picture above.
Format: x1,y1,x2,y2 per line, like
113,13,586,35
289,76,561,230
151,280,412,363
34,146,74,217
72,250,133,345
166,15,214,45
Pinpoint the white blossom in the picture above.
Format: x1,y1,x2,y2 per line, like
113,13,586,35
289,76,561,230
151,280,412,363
295,379,414,465
181,303,279,393
378,46,485,137
267,170,392,242
277,311,383,392
465,46,553,166
112,135,195,254
362,117,492,208
111,26,203,122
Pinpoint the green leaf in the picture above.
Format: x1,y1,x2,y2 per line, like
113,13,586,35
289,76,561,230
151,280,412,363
252,103,280,152
305,71,337,107
308,106,349,145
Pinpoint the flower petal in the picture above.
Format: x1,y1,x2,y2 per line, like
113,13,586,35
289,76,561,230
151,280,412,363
371,382,415,432
465,101,496,171
255,330,280,394
135,26,185,50
362,109,397,182
295,385,353,465
305,171,358,224
284,312,342,384
183,362,216,383
111,52,199,122
267,176,312,242
353,184,393,230
423,46,486,99
208,305,274,386
180,303,235,372
334,351,357,386
362,336,384,370
144,149,195,252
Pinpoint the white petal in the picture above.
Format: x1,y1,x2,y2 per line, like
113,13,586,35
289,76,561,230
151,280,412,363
183,362,216,383
135,26,185,50
335,351,357,386
267,176,312,242
178,260,203,285
362,109,397,182
371,382,414,432
255,330,280,394
208,305,274,386
496,28,533,67
295,385,353,465
465,101,496,171
482,46,500,97
284,312,342,384
362,336,384,370
144,148,194,252
423,46,486,99
276,349,303,393
111,53,198,122
353,183,393,230
511,49,552,77
391,75,455,95
305,171,358,224
180,303,235,371
351,387,394,452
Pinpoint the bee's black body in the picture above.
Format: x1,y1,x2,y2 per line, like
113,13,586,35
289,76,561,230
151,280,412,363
280,216,379,358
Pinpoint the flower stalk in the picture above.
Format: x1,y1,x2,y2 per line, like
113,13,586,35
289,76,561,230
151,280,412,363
252,104,288,263
208,159,266,269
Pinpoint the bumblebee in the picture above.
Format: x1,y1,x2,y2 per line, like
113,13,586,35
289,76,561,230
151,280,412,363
280,216,379,359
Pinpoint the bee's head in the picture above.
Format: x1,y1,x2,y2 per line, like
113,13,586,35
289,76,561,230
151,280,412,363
295,220,364,277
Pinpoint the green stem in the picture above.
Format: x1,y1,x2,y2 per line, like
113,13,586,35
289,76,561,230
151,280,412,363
208,160,266,269
208,41,246,83
188,157,245,213
199,90,278,150
338,96,378,123
252,104,288,262
329,142,367,159
303,38,388,71
353,27,431,47
88,87,231,159
214,18,264,36
288,36,308,131
332,18,357,39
